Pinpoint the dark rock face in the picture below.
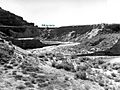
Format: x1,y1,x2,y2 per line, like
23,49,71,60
107,39,120,55
11,39,47,49
0,7,34,26
0,7,40,38
0,26,40,38
38,24,120,42
83,39,120,56
38,25,93,41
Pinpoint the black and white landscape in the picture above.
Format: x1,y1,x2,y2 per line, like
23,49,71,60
0,0,120,90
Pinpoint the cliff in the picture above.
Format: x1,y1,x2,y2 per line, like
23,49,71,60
0,7,34,26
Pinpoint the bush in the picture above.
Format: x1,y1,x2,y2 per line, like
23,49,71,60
24,82,34,87
118,69,120,73
31,79,37,84
98,80,105,86
114,77,120,82
97,59,105,65
24,66,39,72
52,61,56,67
62,63,74,71
111,72,116,77
14,75,23,80
101,64,107,70
112,63,120,70
55,64,63,69
76,63,89,71
74,71,87,80
53,62,74,71
79,57,91,62
4,65,13,69
36,78,46,83
64,76,69,81
16,85,26,90
38,83,48,87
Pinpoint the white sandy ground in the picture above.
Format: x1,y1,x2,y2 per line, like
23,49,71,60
109,57,120,64
88,28,102,39
28,42,80,54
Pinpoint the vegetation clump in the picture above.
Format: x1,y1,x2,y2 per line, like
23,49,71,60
74,71,87,80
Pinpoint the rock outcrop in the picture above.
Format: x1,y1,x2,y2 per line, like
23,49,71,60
0,7,34,26
11,38,50,49
0,7,41,38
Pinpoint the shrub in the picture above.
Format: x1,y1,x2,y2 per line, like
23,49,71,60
14,75,23,80
62,63,74,71
25,66,39,72
98,80,105,87
101,64,107,70
22,70,28,74
55,64,63,69
16,85,26,90
112,63,120,70
86,68,92,74
22,77,30,81
30,73,38,78
38,83,48,87
52,61,56,67
118,69,120,73
111,72,116,77
24,82,34,87
36,78,46,83
31,79,37,84
74,71,87,80
114,77,120,82
79,57,91,62
76,63,89,71
64,76,69,81
54,62,74,71
107,75,113,79
4,65,13,69
84,84,90,90
12,71,17,75
97,59,105,65
94,64,99,68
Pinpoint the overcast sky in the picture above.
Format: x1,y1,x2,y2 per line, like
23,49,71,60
0,0,120,27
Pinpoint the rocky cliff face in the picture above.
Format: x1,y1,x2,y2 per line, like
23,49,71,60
0,7,40,38
0,7,34,26
39,24,120,42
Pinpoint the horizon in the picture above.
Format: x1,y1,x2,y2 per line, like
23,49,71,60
0,0,120,27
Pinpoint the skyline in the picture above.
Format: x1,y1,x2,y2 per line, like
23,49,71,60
0,0,120,27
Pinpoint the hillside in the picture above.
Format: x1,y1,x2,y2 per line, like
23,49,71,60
0,36,106,90
0,7,41,38
1,35,120,90
0,7,34,26
36,24,120,56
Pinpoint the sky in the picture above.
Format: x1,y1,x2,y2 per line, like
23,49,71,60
0,0,120,27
